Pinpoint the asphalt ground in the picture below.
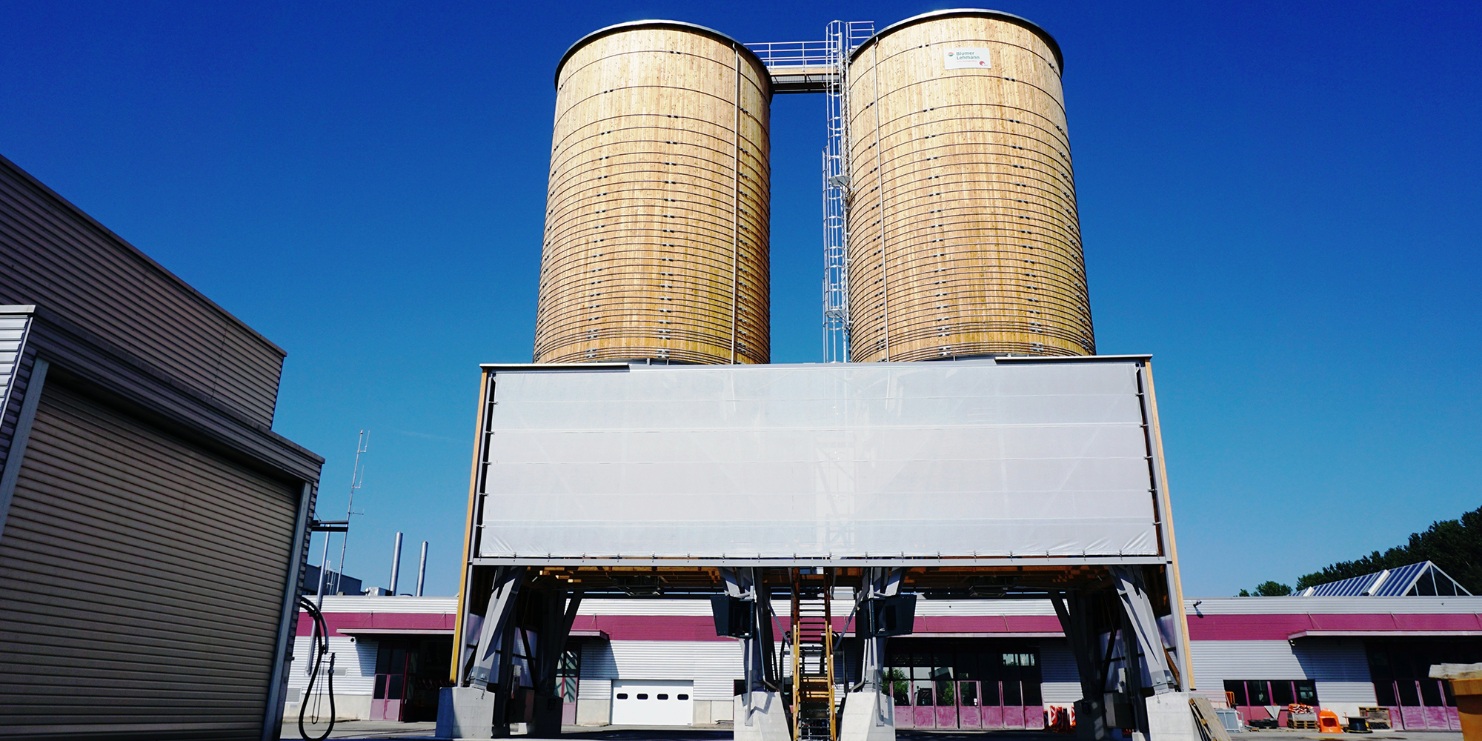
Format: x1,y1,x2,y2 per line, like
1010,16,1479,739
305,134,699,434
282,722,1463,741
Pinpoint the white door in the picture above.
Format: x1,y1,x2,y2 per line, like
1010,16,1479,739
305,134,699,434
610,679,694,726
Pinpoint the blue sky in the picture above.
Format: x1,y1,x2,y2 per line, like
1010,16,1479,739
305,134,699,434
3,2,1478,598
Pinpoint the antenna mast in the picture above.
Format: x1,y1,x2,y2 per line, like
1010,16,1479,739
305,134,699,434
330,429,369,595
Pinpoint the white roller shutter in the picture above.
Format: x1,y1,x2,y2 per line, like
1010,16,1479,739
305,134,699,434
611,680,695,726
0,383,298,739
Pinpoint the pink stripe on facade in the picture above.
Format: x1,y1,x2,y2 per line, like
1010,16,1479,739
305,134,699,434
1185,613,1313,640
572,615,731,642
297,611,458,637
1187,613,1482,640
297,609,1482,642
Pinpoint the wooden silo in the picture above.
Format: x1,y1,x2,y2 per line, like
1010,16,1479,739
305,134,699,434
533,21,771,365
846,10,1094,362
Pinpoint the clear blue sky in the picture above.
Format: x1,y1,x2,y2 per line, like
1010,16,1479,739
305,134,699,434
3,2,1479,598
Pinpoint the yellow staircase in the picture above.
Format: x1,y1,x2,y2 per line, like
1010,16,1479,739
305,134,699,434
791,571,836,741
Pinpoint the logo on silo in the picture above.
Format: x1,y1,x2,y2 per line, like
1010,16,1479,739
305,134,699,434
944,48,992,69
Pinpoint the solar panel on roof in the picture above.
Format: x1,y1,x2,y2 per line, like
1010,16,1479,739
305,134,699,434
1297,561,1471,597
1374,561,1427,597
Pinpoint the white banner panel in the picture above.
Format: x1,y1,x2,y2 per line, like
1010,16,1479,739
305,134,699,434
477,359,1160,561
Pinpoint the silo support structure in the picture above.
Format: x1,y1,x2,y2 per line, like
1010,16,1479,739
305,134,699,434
726,568,790,741
837,568,903,741
1049,565,1198,741
442,566,584,738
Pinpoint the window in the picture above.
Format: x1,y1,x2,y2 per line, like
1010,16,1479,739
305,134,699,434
1295,681,1317,705
1248,681,1270,705
657,694,669,700
1375,682,1398,706
1003,652,1037,668
616,693,629,700
558,647,580,703
914,682,934,706
1420,681,1443,707
958,681,979,707
1004,680,1023,706
1271,681,1295,706
1024,680,1043,706
1225,680,1317,707
1398,682,1420,706
1224,681,1248,707
677,694,689,701
636,693,649,700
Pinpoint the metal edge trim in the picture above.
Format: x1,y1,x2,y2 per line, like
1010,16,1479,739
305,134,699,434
0,358,47,542
452,368,494,684
1138,360,1196,689
28,313,325,477
261,480,315,741
554,19,773,95
848,8,1065,74
481,355,1149,373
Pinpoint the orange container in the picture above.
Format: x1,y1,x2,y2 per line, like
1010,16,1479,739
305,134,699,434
1317,709,1343,734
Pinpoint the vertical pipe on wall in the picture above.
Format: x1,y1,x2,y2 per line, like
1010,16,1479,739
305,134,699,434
872,43,889,361
730,45,742,364
389,531,403,596
416,540,429,597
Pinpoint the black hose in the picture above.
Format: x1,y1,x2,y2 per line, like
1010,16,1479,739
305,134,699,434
298,596,335,741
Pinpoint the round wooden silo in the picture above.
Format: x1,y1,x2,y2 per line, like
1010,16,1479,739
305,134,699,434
533,21,771,365
846,9,1094,362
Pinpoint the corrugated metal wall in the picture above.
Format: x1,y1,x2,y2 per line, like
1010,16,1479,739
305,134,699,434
1190,638,1374,705
1295,639,1376,704
0,382,298,740
1038,640,1082,704
0,156,284,426
284,636,377,702
580,640,743,702
1192,640,1308,688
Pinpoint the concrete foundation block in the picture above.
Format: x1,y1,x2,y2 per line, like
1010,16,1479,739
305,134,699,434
1145,691,1199,741
838,691,895,741
436,686,496,740
733,691,790,741
575,698,610,726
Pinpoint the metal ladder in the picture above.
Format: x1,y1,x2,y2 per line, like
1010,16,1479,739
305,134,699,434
790,571,837,741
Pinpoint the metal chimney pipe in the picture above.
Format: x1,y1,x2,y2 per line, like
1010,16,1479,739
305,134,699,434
415,540,429,597
388,531,403,596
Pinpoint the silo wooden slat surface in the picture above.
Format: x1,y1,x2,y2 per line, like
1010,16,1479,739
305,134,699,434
534,23,771,365
847,11,1094,362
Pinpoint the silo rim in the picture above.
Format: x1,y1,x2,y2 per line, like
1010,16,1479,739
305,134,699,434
555,20,773,94
849,8,1065,74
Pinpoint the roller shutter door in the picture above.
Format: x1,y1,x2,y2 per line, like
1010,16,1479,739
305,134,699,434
611,680,695,726
0,382,298,740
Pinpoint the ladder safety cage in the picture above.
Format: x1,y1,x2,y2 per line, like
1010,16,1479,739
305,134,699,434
747,20,875,363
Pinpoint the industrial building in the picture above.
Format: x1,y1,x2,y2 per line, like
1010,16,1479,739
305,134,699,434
0,154,323,741
440,11,1197,741
301,581,1478,733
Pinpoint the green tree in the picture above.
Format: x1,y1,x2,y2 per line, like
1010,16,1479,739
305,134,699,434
1294,505,1482,592
1239,582,1293,597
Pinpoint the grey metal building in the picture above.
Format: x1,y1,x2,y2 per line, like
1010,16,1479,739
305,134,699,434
0,154,323,741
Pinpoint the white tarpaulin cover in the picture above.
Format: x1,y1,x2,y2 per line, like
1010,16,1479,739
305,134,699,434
476,359,1161,561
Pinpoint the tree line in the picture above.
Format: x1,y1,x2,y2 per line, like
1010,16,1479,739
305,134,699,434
1238,504,1482,597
